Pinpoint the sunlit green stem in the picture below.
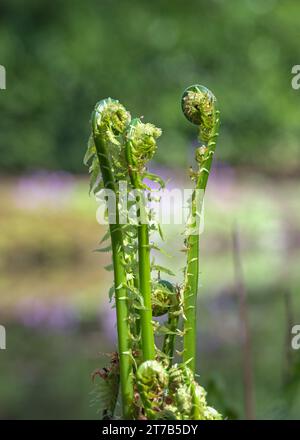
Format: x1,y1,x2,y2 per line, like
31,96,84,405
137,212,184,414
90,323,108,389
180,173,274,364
138,224,155,361
125,135,155,361
183,107,220,373
93,132,134,419
162,290,180,367
182,212,199,372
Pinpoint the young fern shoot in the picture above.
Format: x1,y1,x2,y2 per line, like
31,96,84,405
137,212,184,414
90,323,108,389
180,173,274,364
88,98,134,418
124,118,162,361
85,86,221,420
181,85,220,374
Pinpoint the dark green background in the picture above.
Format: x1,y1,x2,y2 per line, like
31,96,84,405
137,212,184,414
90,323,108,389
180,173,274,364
0,0,299,173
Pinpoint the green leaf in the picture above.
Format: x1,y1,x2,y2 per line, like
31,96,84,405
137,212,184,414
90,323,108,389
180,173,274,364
91,359,120,420
108,286,115,302
158,224,164,241
84,135,96,165
143,172,166,189
93,245,112,253
151,264,175,276
150,243,171,258
89,157,101,194
104,263,114,272
156,325,178,336
99,230,111,244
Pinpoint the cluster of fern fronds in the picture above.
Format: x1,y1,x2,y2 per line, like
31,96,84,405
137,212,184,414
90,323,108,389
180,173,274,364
85,85,221,420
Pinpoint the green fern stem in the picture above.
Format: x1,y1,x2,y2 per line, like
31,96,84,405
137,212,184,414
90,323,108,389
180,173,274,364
125,119,155,361
182,214,200,372
137,225,155,361
182,85,220,373
92,119,134,419
162,286,180,367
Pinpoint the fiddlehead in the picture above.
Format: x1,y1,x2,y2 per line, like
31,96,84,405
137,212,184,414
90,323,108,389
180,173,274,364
136,361,221,420
85,98,134,419
85,98,131,193
166,364,222,420
182,85,216,142
137,360,168,419
85,90,222,420
125,118,162,362
126,118,161,174
92,98,129,137
181,85,220,374
151,279,174,317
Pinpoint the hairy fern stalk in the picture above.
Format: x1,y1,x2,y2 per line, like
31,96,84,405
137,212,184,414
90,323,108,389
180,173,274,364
84,85,221,420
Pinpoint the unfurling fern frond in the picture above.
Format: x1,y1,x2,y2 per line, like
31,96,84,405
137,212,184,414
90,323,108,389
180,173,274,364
167,364,222,420
136,362,222,420
86,86,223,420
151,280,175,317
137,360,168,419
84,98,131,194
125,118,161,173
181,84,217,143
91,353,120,420
181,84,220,374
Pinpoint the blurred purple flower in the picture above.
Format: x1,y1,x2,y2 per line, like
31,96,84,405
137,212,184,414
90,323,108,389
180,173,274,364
14,298,80,331
100,303,117,344
13,170,76,210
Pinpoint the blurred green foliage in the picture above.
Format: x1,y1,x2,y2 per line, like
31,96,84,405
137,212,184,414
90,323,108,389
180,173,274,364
0,0,299,173
0,174,300,418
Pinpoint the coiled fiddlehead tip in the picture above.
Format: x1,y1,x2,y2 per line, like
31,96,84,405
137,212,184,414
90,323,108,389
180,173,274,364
181,84,217,125
92,97,130,138
126,118,162,167
168,363,193,390
137,360,169,389
167,363,222,420
151,279,175,317
137,360,169,419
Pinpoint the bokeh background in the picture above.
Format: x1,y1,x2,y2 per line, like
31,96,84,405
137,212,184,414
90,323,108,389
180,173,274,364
0,0,300,419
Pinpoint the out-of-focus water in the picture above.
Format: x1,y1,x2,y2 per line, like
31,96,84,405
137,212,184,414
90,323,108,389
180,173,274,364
1,170,300,419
